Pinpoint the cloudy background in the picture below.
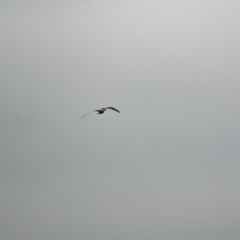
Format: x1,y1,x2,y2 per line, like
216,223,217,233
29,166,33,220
1,0,240,239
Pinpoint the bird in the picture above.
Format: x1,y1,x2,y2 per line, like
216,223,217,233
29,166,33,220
79,107,120,119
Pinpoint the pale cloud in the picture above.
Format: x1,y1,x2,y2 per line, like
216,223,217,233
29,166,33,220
1,1,240,240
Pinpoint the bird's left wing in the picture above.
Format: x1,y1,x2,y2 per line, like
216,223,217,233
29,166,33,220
79,110,94,120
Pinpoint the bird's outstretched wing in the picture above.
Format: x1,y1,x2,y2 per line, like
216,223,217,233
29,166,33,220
105,107,120,113
79,111,94,120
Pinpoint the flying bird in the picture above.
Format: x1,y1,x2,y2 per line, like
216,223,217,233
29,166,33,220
79,107,120,119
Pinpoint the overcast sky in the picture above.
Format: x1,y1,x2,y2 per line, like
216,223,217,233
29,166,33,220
1,1,240,240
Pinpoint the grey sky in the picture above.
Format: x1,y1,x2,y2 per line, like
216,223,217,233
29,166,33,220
1,1,240,240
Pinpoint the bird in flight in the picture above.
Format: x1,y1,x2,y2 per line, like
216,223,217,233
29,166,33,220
79,107,120,119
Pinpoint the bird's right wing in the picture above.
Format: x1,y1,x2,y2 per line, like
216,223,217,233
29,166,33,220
79,110,94,120
106,107,120,113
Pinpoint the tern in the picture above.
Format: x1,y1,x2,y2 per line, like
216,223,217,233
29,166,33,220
79,107,120,119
